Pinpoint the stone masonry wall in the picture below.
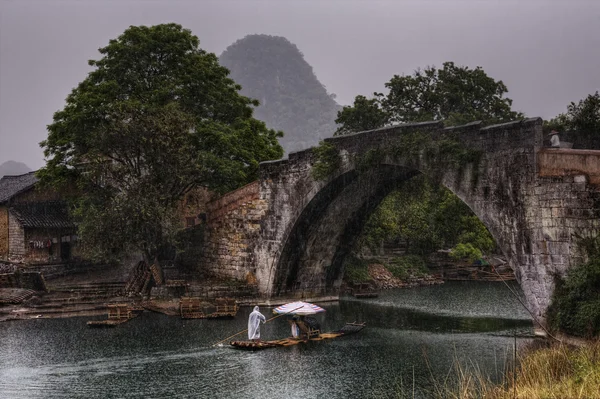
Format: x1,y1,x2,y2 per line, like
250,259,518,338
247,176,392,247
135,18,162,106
0,207,8,257
201,181,267,280
206,181,259,222
8,210,25,258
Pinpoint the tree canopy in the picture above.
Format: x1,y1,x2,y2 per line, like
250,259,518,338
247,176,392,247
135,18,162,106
220,34,341,153
545,91,600,136
335,62,523,135
39,24,283,262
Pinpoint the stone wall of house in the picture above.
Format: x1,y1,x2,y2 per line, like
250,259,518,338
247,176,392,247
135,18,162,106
8,210,25,258
22,229,77,264
0,206,8,258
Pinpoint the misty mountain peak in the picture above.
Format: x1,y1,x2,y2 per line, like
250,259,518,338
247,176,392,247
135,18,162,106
0,160,32,178
220,34,341,154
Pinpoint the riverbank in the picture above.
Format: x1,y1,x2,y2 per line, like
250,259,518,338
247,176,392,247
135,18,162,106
0,261,344,322
344,253,515,294
435,340,600,399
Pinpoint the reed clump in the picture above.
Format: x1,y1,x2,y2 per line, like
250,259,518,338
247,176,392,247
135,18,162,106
436,340,600,399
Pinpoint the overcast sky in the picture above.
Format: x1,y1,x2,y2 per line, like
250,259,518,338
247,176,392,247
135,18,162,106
1,0,599,169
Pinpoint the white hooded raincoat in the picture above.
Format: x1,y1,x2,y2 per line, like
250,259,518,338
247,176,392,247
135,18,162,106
248,306,266,340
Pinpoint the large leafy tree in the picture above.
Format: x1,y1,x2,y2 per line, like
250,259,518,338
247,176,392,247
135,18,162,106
333,95,388,136
545,91,600,135
39,24,283,263
335,61,523,134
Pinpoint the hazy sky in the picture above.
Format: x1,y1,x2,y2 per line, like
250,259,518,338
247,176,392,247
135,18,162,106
1,0,599,169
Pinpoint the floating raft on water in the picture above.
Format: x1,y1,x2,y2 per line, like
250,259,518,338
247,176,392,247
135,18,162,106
180,297,238,319
351,283,378,299
353,292,379,299
230,322,366,350
87,303,137,328
87,318,130,328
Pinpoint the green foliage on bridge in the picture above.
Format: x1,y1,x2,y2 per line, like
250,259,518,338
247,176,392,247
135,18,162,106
311,141,342,180
38,24,283,263
311,129,482,183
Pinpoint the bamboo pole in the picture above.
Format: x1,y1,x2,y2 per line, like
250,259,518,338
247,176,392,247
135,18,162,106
212,305,304,347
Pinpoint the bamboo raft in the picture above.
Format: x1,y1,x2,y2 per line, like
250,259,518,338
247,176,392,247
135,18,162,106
180,297,238,319
352,283,378,299
0,288,36,304
87,303,137,328
230,322,366,350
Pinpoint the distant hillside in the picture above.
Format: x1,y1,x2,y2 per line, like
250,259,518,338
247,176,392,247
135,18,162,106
220,34,341,154
0,161,31,178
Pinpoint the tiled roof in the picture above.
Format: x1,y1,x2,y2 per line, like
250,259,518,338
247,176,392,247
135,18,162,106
0,172,38,204
9,201,75,229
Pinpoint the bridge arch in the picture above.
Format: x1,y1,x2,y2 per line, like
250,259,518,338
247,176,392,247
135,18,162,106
254,118,553,322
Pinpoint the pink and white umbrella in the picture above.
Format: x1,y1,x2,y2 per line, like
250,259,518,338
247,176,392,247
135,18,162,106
273,301,325,315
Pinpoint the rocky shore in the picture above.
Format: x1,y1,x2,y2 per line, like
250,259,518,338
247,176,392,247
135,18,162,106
367,263,444,289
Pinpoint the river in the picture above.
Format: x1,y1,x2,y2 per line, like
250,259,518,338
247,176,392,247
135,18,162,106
0,281,533,399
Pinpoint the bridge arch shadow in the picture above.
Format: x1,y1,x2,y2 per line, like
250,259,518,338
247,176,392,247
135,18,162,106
272,162,502,298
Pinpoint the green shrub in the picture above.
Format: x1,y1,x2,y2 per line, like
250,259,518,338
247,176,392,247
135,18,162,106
449,243,482,263
387,255,429,279
344,255,371,283
547,257,600,338
311,141,341,180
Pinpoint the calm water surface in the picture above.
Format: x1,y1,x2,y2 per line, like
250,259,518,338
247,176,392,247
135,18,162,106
0,281,533,398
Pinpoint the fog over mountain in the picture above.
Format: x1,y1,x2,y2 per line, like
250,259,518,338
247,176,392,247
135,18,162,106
220,35,341,154
0,161,32,178
1,1,599,168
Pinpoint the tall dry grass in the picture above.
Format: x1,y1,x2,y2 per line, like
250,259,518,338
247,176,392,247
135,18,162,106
434,340,600,399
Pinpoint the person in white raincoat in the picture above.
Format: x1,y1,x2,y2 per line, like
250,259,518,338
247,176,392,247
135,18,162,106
248,306,266,341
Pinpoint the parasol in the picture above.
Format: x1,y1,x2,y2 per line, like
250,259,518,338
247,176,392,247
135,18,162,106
273,301,325,315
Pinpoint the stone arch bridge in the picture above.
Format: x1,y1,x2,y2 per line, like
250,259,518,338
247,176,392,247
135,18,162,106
201,118,600,321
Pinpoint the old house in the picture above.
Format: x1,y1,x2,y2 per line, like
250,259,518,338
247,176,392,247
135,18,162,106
0,172,77,263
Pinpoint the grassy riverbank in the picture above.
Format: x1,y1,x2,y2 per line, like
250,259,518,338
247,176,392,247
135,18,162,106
435,340,600,399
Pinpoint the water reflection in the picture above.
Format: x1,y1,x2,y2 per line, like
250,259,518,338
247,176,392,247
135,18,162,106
0,282,533,398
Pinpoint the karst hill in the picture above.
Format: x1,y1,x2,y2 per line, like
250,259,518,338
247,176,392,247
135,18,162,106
220,34,341,154
0,161,32,178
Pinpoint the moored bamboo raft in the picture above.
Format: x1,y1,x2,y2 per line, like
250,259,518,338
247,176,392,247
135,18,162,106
87,303,138,328
352,283,378,299
87,318,130,328
180,297,238,319
0,288,36,304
